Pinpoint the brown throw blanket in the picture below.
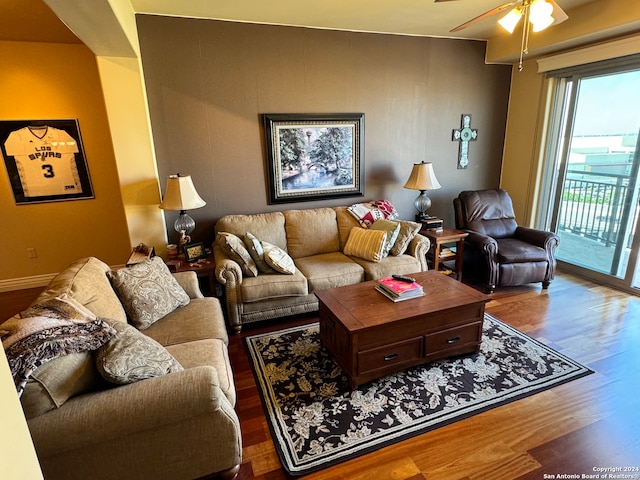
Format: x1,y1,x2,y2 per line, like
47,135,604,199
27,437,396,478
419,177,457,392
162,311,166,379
1,296,116,397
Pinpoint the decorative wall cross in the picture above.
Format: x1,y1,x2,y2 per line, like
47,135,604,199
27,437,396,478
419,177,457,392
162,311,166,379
452,114,478,169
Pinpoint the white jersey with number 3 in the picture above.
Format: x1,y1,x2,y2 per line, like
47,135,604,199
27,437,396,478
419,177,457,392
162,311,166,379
4,126,82,197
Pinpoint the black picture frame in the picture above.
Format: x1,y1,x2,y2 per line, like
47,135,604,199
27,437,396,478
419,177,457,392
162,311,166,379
0,119,94,204
184,242,206,262
263,113,364,204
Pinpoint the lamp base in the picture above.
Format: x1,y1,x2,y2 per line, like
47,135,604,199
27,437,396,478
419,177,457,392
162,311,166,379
174,210,196,237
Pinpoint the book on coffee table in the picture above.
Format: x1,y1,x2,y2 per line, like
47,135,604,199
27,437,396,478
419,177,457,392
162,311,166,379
375,285,425,302
376,276,424,302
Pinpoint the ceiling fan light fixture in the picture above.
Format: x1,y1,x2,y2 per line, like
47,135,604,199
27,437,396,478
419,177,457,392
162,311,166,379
498,7,523,34
529,0,554,31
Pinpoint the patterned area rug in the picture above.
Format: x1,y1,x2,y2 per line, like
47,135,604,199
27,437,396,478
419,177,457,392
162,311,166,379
245,313,593,476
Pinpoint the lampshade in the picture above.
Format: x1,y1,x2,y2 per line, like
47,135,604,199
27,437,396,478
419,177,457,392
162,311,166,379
403,162,442,191
498,7,523,34
159,174,206,211
159,174,206,238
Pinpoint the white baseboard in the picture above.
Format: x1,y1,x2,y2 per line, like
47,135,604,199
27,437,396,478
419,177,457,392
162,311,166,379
0,263,127,293
0,274,56,293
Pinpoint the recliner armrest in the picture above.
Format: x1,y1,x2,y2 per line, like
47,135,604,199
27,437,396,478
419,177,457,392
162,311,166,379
464,230,498,257
514,226,560,251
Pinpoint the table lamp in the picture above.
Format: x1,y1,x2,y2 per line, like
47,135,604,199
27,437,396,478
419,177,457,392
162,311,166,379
159,174,206,237
403,161,441,221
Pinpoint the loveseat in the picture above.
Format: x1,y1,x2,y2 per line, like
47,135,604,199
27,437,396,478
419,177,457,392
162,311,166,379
6,257,241,480
213,204,430,333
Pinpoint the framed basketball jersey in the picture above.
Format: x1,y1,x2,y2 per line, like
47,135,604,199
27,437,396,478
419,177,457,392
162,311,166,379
1,119,94,204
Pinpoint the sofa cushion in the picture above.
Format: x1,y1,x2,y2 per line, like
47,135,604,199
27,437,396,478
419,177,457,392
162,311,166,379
390,220,421,256
334,206,362,250
370,219,401,257
244,232,276,274
284,208,340,259
143,297,229,347
217,232,258,277
35,257,127,323
108,257,191,330
343,227,387,263
167,339,236,406
216,211,288,250
20,352,103,419
95,318,183,385
295,252,364,291
350,254,423,281
262,241,296,274
240,269,308,303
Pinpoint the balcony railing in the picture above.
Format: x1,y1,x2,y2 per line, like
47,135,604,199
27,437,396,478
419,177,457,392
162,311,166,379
558,169,630,247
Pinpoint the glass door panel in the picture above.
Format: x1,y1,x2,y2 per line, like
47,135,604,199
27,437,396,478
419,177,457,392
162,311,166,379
551,69,640,289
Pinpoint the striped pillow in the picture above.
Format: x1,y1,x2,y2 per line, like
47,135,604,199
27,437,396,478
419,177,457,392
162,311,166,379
343,227,388,263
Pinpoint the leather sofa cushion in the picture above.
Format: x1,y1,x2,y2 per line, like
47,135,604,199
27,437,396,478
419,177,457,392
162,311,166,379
240,269,308,303
295,252,364,291
496,238,548,263
284,208,340,259
35,257,127,323
167,338,236,406
459,189,518,239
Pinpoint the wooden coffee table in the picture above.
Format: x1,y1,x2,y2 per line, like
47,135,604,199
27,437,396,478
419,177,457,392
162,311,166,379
315,270,489,389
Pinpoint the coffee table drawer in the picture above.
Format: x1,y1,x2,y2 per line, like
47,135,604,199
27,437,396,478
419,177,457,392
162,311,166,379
357,337,423,376
425,322,482,360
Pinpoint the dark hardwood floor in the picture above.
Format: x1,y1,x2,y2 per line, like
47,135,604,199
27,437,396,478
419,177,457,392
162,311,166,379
2,272,639,479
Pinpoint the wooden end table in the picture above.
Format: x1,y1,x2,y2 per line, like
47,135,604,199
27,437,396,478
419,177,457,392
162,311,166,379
420,227,468,281
316,270,488,389
166,253,218,296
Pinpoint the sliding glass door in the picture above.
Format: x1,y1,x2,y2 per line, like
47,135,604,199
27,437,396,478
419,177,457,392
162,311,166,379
541,62,640,293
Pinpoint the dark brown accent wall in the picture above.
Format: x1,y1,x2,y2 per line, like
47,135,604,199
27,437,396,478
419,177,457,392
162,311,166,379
136,15,511,245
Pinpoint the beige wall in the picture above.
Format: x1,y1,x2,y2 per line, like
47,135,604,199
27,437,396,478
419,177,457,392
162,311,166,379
0,41,131,282
137,16,512,245
0,347,43,479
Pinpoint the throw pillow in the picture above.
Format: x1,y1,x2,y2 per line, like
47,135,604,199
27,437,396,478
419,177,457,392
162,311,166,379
261,241,296,274
217,232,259,277
243,232,276,274
108,257,190,330
21,352,103,419
370,219,401,257
347,200,399,227
390,220,421,256
343,227,388,263
95,318,183,385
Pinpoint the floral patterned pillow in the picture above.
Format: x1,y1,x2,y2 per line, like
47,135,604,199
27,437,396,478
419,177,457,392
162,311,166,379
108,257,190,330
95,318,183,385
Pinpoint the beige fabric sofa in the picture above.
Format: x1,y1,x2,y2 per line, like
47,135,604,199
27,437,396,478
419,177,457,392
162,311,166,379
22,257,241,480
214,205,430,333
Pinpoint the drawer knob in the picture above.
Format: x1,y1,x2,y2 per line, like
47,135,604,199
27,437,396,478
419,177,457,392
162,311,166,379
446,336,461,344
384,353,399,361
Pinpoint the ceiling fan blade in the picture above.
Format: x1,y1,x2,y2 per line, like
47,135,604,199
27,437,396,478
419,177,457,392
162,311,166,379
450,1,520,32
548,0,569,26
434,0,461,2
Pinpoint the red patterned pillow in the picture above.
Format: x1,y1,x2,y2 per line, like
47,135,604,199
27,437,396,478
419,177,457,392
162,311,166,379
347,200,399,227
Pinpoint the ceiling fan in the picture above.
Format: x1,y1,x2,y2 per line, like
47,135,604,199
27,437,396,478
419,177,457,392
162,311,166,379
436,0,569,70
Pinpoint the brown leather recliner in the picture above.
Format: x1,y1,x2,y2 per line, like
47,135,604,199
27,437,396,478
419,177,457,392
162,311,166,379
453,189,560,293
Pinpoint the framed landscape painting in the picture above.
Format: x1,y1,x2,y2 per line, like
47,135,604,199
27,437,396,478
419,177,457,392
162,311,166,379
0,119,94,204
263,113,364,204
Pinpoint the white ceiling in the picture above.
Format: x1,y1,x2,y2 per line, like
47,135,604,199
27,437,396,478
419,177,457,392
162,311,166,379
129,0,595,40
1,0,597,44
